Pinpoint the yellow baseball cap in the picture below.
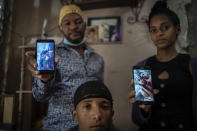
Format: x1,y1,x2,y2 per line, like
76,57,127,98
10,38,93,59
59,4,83,26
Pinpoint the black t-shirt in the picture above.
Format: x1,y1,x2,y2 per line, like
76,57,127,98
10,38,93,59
140,54,194,131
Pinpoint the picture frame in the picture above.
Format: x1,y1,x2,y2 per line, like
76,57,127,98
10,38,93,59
86,16,121,44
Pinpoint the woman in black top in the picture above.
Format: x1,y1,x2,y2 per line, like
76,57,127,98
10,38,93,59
129,1,197,131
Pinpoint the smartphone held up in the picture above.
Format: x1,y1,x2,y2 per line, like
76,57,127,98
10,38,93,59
132,66,154,104
36,39,55,74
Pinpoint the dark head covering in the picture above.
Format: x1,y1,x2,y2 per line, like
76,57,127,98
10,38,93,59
74,81,113,108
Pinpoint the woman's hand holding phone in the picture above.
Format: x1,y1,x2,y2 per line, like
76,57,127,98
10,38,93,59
25,51,59,83
128,79,152,113
128,79,136,104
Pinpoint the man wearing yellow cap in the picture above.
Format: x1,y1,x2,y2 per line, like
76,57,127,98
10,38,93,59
26,4,104,131
58,4,86,46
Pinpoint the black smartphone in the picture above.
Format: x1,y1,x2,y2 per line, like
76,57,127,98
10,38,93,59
36,39,55,74
133,66,154,104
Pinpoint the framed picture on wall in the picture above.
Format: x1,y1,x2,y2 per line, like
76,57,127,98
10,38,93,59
86,16,121,44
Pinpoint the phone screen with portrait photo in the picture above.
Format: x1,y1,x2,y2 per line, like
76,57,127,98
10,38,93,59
36,40,55,74
133,66,154,104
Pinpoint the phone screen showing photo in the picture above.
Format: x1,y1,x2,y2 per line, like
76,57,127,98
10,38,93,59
133,67,154,104
36,40,55,72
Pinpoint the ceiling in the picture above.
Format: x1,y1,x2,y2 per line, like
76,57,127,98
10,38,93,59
59,0,141,10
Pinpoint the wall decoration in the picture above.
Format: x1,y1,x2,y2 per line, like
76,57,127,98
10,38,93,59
87,16,121,44
127,0,145,24
86,25,99,43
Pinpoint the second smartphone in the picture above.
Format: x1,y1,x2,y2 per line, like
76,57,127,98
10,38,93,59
36,39,55,74
133,66,154,104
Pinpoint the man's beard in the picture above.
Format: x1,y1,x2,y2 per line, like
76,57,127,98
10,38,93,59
65,32,85,44
67,37,83,44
